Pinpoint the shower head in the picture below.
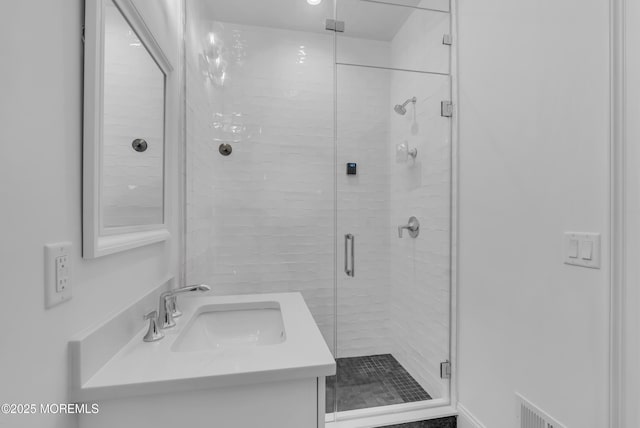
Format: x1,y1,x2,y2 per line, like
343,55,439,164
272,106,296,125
393,104,407,115
394,97,417,115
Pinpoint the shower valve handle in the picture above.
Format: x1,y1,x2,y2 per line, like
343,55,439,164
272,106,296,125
398,217,420,238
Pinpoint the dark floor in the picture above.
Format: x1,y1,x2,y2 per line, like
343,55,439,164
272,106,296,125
383,416,456,428
325,354,432,413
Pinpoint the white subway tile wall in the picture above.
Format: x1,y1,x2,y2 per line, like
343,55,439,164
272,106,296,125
186,19,337,351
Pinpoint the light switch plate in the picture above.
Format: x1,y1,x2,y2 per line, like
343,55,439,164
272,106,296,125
563,232,601,269
45,242,73,308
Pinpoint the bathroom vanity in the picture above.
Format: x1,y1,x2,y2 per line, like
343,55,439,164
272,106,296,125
70,292,335,428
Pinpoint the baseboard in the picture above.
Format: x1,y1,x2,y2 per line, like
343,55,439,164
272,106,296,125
457,403,487,428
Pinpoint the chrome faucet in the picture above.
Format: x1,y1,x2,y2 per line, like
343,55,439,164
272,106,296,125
158,284,211,329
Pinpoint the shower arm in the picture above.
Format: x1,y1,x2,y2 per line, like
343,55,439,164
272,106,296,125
401,97,417,108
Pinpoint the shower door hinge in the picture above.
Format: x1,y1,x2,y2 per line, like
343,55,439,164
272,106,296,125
440,361,451,379
442,34,453,45
441,101,454,117
325,19,345,32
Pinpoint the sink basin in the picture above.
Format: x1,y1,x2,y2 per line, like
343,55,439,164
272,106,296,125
172,301,286,352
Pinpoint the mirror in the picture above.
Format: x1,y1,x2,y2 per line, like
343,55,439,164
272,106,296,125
102,1,164,228
83,0,173,258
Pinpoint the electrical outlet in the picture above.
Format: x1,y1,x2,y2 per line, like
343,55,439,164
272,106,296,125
55,255,69,292
45,242,72,308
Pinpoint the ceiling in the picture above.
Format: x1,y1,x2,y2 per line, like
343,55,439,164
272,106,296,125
192,0,449,42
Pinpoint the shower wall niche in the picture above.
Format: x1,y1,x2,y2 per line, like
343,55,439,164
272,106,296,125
185,0,453,419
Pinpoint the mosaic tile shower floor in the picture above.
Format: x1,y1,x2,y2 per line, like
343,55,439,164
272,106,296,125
325,354,432,413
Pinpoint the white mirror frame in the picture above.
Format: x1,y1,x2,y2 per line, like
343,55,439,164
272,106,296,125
83,0,173,259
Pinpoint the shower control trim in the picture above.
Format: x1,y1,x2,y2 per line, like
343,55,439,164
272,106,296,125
398,217,420,238
344,234,355,277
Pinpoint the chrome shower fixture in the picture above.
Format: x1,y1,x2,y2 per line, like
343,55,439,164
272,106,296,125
394,97,417,115
396,141,417,163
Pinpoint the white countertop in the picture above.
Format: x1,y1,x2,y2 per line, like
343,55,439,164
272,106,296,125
71,292,336,402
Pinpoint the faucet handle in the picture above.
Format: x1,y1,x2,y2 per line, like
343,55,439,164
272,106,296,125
398,216,420,238
168,296,182,318
143,310,164,342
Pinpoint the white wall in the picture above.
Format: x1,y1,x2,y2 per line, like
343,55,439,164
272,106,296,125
457,0,610,427
0,1,183,428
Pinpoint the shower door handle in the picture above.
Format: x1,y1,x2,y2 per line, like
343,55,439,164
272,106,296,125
344,234,355,277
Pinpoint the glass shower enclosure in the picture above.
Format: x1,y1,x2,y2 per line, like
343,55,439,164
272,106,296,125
184,0,453,422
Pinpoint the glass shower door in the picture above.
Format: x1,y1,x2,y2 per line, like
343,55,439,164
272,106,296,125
333,0,453,416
